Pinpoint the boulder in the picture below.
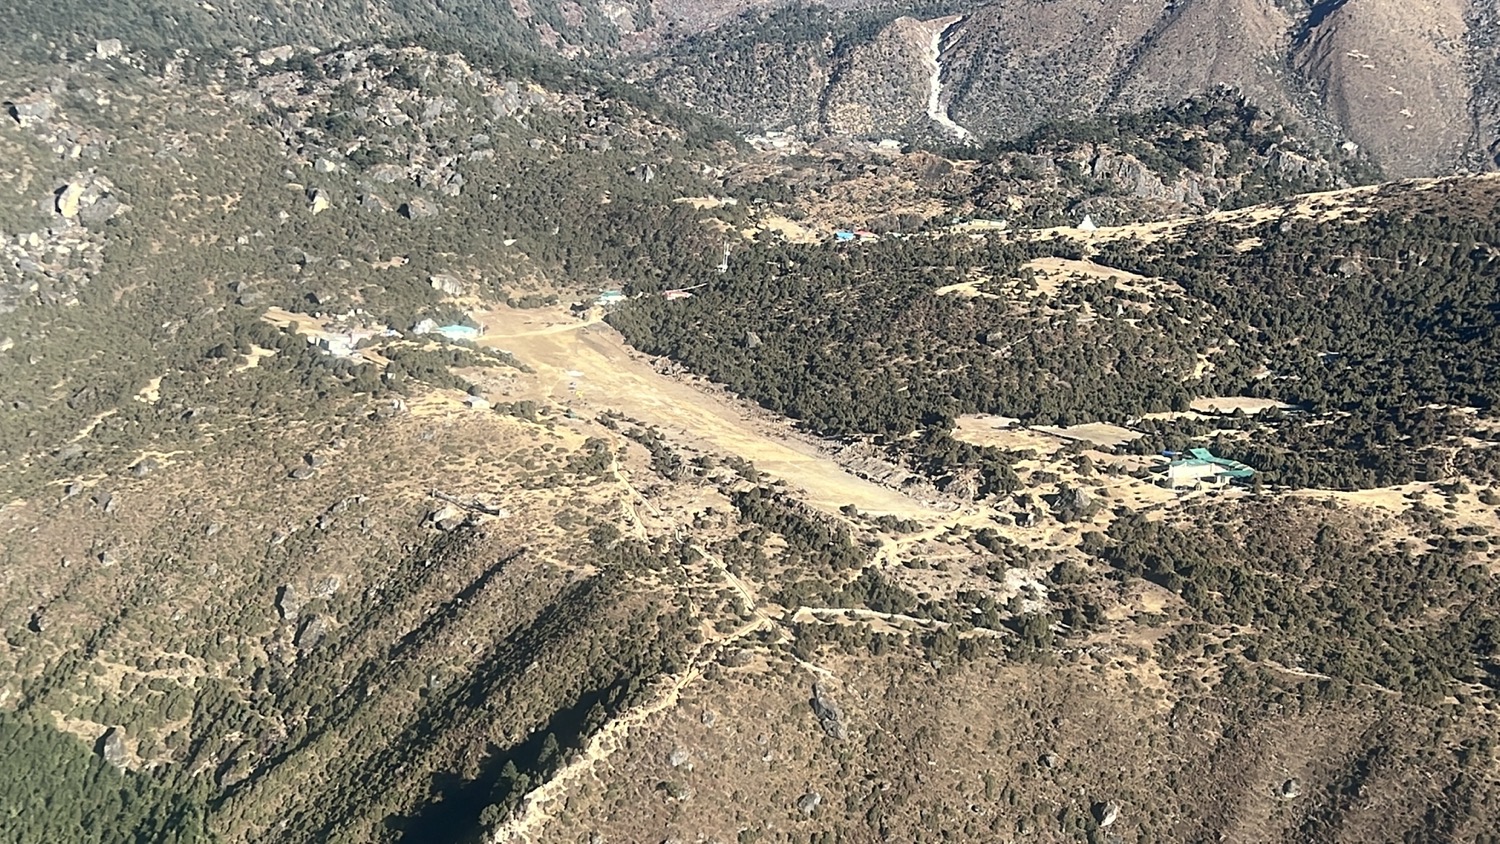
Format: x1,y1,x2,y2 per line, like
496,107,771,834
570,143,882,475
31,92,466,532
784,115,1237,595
796,792,822,816
1094,800,1121,828
429,274,465,296
668,747,690,768
55,182,87,218
1048,484,1096,522
97,727,128,769
1278,778,1302,799
276,583,301,621
428,503,466,531
256,45,296,66
7,97,56,128
294,614,328,649
92,489,115,513
360,193,392,213
289,466,316,480
400,197,439,219
309,188,331,215
314,157,339,174
95,39,124,59
130,458,159,478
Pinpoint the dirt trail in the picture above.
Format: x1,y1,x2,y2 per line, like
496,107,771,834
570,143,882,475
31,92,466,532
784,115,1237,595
474,306,944,518
489,616,768,844
792,606,1008,638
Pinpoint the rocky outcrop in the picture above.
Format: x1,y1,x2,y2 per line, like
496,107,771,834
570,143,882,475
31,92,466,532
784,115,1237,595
810,682,848,740
97,727,129,769
400,197,439,219
797,791,822,816
429,273,465,296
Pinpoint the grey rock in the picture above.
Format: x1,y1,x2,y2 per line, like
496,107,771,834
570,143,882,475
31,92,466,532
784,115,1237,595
743,330,762,349
1048,484,1094,522
1278,778,1302,799
314,157,339,174
400,197,439,219
797,791,822,816
668,747,690,768
810,683,847,741
130,458,159,477
289,466,316,480
98,549,118,567
97,727,128,769
369,164,403,184
256,45,295,65
429,274,465,296
1040,752,1057,769
95,39,124,59
359,193,392,213
313,575,341,598
63,481,84,498
700,709,716,727
7,98,56,128
428,503,466,531
92,489,114,513
28,608,46,633
276,583,301,621
1094,800,1121,828
295,614,327,649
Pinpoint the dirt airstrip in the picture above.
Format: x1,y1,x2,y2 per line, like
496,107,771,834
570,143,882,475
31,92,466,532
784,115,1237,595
471,305,947,519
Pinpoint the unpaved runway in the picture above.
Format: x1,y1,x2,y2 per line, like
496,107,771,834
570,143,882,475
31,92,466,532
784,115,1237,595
475,306,944,518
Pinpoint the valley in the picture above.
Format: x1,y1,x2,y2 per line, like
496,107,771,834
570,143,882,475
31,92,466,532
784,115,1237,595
0,15,1498,844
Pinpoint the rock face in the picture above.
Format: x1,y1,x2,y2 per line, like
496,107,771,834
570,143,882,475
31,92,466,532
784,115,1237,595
429,274,465,296
652,0,1498,176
